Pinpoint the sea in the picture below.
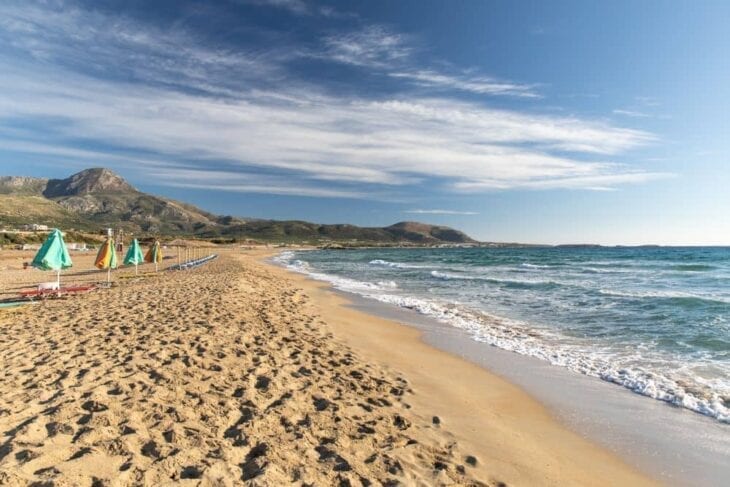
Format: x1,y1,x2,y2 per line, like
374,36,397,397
274,246,730,424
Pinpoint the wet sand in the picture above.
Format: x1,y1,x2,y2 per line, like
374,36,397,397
0,249,654,485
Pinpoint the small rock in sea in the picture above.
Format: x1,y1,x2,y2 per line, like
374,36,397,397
432,416,441,425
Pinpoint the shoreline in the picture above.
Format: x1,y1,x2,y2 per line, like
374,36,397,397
0,247,719,485
344,291,730,487
254,250,656,486
266,248,730,486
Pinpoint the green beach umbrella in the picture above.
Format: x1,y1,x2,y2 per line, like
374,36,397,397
31,228,73,288
123,238,144,275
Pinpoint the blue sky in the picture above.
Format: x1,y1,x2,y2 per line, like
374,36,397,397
0,0,728,245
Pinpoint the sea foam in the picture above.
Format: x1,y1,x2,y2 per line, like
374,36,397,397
273,249,730,423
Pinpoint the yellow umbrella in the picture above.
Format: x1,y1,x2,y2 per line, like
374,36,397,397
95,237,118,283
144,240,163,272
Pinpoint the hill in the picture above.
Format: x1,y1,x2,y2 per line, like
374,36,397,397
1,168,244,235
0,168,478,245
207,220,476,245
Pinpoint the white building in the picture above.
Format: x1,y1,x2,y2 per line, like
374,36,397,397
67,242,88,251
21,224,49,231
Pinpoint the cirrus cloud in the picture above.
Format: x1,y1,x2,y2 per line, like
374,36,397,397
0,1,663,200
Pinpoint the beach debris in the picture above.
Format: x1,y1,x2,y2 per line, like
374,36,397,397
393,414,411,430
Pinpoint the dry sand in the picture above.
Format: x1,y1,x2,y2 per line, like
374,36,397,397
0,249,655,486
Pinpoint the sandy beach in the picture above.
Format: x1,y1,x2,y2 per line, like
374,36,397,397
0,249,654,486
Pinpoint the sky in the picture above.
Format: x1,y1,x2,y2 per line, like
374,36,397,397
0,0,728,245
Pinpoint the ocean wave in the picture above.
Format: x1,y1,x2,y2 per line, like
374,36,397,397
431,270,562,289
272,250,296,265
370,293,730,423
598,288,730,305
368,259,425,269
430,270,477,280
273,250,730,424
278,255,399,293
579,266,633,274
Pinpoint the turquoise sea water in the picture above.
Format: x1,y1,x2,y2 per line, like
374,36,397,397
275,246,730,423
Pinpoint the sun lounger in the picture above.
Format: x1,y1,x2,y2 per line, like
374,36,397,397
19,285,97,300
0,301,36,310
170,254,218,271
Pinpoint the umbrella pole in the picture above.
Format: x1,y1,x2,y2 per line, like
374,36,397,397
107,268,111,283
135,262,138,276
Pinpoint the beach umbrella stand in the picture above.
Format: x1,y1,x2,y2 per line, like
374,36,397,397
95,237,118,284
144,240,163,272
31,228,73,291
124,238,144,275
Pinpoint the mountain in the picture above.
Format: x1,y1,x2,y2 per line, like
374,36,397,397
0,176,48,195
385,221,474,243
0,168,478,245
1,168,242,234
43,168,135,197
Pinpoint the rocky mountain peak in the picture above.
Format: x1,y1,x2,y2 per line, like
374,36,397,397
43,168,136,197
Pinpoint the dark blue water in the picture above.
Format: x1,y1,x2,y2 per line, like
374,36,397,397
276,246,730,423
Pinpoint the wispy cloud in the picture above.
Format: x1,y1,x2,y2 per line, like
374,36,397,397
151,169,369,198
0,1,662,199
390,70,539,98
321,26,538,97
452,171,674,192
405,209,479,215
613,109,651,118
321,26,413,68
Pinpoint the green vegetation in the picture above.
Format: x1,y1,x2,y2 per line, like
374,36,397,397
0,168,478,246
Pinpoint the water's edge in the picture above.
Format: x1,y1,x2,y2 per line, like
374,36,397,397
276,249,730,423
269,252,730,487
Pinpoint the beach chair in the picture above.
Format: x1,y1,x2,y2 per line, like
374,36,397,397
19,284,97,300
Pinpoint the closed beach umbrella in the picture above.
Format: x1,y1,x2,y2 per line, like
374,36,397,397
123,238,144,275
95,237,118,283
144,240,163,272
31,228,73,287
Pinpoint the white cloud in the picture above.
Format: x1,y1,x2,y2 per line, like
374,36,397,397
613,109,651,118
155,168,368,199
321,26,538,98
0,2,662,198
405,209,479,215
452,172,673,191
390,70,539,98
322,26,413,68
